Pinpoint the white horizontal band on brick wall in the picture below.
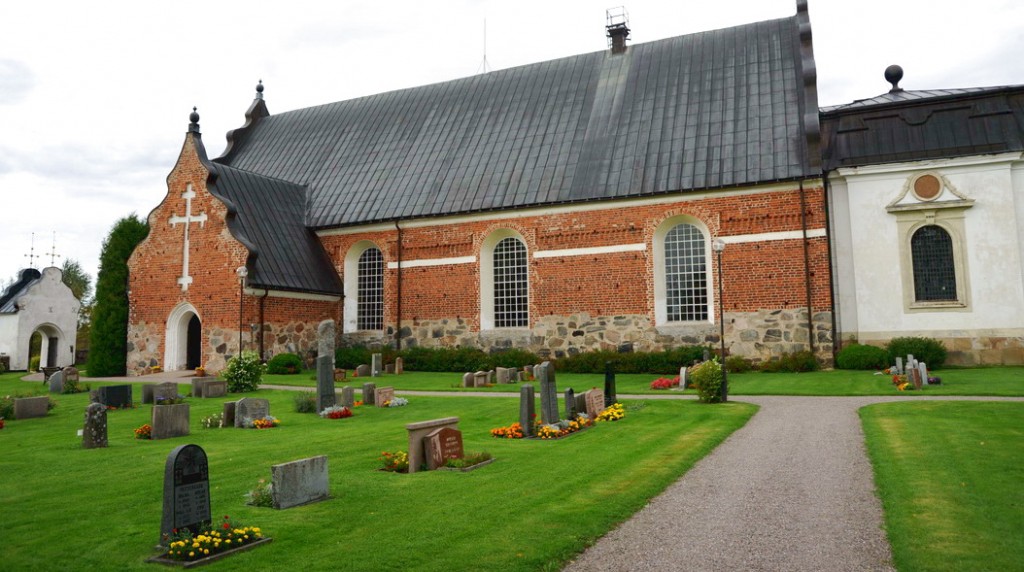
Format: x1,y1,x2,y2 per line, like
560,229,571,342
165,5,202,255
386,256,477,269
723,228,827,244
533,243,647,258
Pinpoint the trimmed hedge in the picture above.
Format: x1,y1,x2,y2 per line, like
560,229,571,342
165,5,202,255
836,344,890,370
886,337,947,369
266,353,304,374
759,350,819,373
555,346,709,375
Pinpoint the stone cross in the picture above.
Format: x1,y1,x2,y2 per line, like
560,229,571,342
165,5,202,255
316,320,337,412
168,184,208,292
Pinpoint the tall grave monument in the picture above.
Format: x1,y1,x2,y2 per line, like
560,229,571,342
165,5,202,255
316,320,337,412
160,444,210,544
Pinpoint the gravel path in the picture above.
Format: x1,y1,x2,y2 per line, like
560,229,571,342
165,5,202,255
560,395,1014,572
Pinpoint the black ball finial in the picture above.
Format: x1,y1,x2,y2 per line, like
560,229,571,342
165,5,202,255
885,65,904,93
189,106,200,123
256,79,264,94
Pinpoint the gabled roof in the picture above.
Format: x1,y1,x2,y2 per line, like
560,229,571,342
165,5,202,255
216,8,820,230
820,84,1024,170
0,268,41,313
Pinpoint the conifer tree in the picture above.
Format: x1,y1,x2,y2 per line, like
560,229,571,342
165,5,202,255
86,214,148,376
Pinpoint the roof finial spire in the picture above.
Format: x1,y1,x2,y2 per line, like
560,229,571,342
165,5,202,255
885,65,904,93
256,79,264,100
188,106,200,133
23,232,39,269
44,231,61,267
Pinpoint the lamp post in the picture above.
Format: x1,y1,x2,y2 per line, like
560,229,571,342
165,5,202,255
235,266,248,358
712,238,728,403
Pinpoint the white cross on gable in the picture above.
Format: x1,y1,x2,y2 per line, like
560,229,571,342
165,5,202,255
168,184,208,291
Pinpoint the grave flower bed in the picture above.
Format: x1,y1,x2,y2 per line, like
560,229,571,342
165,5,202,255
490,422,524,439
161,515,266,563
385,397,408,408
596,403,626,422
319,405,353,419
440,451,494,471
650,376,681,390
249,416,280,429
134,423,152,439
201,413,225,429
892,375,915,391
379,450,409,473
536,415,593,439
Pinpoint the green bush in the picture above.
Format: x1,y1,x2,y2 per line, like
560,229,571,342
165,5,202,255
836,344,890,370
335,346,373,370
724,355,755,373
555,346,709,375
266,353,304,374
690,359,724,403
293,392,318,413
223,350,265,392
886,337,947,369
29,356,40,373
489,348,541,369
760,350,820,373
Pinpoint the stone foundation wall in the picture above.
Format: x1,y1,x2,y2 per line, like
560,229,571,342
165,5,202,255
376,308,833,364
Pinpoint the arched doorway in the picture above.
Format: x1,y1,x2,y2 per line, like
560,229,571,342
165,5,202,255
28,323,65,369
164,302,201,371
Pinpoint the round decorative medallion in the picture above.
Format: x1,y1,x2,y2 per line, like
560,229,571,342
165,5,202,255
913,174,941,200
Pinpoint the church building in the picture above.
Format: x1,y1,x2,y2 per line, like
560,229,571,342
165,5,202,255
0,267,81,371
127,2,833,374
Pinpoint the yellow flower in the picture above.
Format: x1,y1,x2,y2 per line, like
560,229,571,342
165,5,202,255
189,551,195,558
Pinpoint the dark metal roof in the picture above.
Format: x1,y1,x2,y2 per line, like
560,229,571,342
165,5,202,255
207,163,343,295
0,268,42,313
820,85,1024,171
216,11,820,229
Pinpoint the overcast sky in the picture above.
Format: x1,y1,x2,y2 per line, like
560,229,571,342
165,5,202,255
2,0,1021,293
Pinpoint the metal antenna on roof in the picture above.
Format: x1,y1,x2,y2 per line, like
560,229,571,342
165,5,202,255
476,19,492,74
44,231,61,267
23,232,40,269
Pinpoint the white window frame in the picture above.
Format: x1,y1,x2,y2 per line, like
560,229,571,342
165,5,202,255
343,240,385,333
653,216,714,325
480,229,529,331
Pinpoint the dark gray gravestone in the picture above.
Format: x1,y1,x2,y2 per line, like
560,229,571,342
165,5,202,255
235,398,270,428
271,456,330,509
142,384,156,404
340,386,355,408
356,364,370,377
462,372,474,388
564,388,577,420
153,382,179,404
48,370,65,393
519,385,535,438
536,361,559,424
152,404,190,440
202,380,227,398
371,353,383,377
14,396,48,419
574,393,587,418
362,383,376,406
222,401,236,427
82,402,108,448
384,363,395,374
160,444,210,544
316,320,337,412
604,361,617,407
98,385,132,408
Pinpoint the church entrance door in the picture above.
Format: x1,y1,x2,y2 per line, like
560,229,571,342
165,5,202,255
186,315,201,369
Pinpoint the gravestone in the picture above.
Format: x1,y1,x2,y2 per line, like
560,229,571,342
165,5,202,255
909,367,922,390
271,456,330,509
584,388,606,419
97,385,132,408
235,397,270,428
574,393,587,418
375,386,395,407
604,361,617,407
519,385,536,438
405,417,459,473
63,366,79,383
564,388,577,419
680,366,690,389
316,320,337,412
488,370,496,384
14,396,48,419
334,368,346,382
82,402,108,449
371,353,383,377
496,367,510,384
152,403,190,440
462,372,474,388
222,401,236,427
474,371,488,387
160,444,211,544
153,382,179,404
385,364,395,374
906,355,916,372
424,427,464,470
201,380,227,398
395,357,404,375
48,370,65,393
536,361,559,424
895,357,904,375
356,364,370,377
362,383,376,405
340,386,355,408
919,362,929,386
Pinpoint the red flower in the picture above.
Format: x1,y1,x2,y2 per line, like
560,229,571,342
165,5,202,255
223,522,230,530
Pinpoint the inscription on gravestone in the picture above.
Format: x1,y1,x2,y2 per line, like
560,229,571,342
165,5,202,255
584,388,606,420
161,444,211,544
424,427,464,470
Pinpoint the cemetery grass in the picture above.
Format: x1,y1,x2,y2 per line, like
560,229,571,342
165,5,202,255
260,367,1024,397
860,401,1024,572
0,373,756,571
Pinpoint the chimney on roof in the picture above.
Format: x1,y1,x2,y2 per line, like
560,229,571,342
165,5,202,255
606,7,630,54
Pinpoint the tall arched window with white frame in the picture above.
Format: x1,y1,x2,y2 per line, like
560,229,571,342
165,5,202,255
663,222,709,322
493,237,529,328
356,247,384,331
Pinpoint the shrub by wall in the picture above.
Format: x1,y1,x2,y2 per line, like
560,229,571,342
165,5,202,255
690,359,724,403
223,351,265,392
266,353,303,374
759,350,820,373
886,337,947,369
556,346,709,374
836,344,890,370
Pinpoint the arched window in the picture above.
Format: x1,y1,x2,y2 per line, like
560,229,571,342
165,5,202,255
357,247,384,330
664,223,709,322
493,237,529,328
911,225,956,302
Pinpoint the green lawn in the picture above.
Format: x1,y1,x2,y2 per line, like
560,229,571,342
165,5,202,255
261,366,1024,397
0,373,755,571
861,401,1024,571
